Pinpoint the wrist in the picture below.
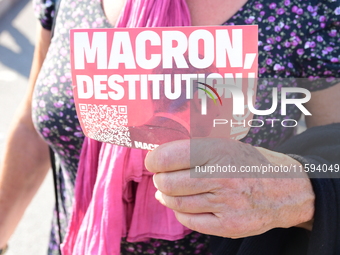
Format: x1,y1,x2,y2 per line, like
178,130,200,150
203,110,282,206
285,157,315,230
256,149,316,230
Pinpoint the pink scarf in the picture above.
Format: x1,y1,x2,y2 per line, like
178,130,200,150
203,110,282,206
61,1,191,254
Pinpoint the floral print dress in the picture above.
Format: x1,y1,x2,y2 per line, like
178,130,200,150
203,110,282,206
32,0,340,254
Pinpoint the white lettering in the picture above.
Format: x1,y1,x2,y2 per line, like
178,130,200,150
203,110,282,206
188,30,214,68
162,31,188,68
281,88,312,115
216,29,243,68
108,32,136,69
76,75,93,99
74,32,107,69
108,75,124,100
136,31,161,69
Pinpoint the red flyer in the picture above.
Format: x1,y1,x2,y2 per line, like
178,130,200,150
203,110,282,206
70,26,258,150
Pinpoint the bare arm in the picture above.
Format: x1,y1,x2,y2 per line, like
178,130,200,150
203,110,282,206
0,24,51,248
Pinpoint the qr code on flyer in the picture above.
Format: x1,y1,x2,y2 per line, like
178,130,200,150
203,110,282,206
78,104,132,147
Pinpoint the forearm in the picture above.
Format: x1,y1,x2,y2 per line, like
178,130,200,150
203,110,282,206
0,24,51,248
0,115,50,247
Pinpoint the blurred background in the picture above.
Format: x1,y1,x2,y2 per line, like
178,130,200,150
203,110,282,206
0,0,54,254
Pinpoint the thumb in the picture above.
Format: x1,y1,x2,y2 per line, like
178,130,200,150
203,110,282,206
145,138,224,173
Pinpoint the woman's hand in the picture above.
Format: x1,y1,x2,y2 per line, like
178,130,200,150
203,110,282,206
145,138,315,238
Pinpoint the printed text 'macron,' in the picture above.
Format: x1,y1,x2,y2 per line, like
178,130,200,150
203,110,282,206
72,29,256,70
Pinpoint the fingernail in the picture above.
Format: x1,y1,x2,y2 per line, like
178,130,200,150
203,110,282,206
155,190,167,205
153,174,158,189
